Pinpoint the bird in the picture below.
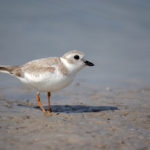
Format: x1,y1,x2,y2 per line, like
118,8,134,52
0,50,94,113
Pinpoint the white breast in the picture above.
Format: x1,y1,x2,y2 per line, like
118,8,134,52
17,67,75,92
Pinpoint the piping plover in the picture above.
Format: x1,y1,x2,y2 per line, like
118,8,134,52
0,50,94,113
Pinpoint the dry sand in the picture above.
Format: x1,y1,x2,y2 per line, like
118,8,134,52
0,84,150,150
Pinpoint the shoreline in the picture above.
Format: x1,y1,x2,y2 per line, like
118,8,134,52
0,85,150,150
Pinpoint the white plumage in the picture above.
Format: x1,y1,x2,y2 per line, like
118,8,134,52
0,50,94,113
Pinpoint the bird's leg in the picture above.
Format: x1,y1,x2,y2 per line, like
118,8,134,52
47,92,52,112
36,92,46,113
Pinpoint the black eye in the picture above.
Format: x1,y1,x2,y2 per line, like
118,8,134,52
74,55,80,60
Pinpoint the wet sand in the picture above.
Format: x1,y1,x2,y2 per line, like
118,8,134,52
0,84,150,150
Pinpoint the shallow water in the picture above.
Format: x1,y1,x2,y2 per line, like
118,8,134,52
0,0,150,90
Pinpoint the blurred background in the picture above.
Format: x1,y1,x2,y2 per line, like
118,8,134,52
0,0,150,91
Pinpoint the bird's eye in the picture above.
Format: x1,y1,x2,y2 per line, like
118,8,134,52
74,55,80,60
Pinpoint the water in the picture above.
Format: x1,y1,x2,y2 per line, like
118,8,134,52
0,0,150,90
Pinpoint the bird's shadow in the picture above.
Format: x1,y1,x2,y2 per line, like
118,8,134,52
18,104,118,113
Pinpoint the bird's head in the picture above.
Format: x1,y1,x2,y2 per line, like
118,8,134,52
61,50,94,74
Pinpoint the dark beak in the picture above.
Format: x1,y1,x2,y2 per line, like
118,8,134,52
84,60,94,66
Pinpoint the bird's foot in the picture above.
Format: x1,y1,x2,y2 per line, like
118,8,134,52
47,108,52,113
43,108,52,115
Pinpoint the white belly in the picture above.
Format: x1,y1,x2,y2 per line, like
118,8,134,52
18,71,75,92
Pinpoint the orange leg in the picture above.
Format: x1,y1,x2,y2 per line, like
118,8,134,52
47,92,52,112
36,93,46,113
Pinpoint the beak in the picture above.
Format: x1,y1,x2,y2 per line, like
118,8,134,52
84,60,94,66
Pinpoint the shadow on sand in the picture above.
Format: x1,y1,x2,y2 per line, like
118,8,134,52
18,104,118,113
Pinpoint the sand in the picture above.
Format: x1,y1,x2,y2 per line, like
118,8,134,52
0,84,150,150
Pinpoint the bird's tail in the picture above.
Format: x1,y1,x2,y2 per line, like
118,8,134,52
0,65,19,74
